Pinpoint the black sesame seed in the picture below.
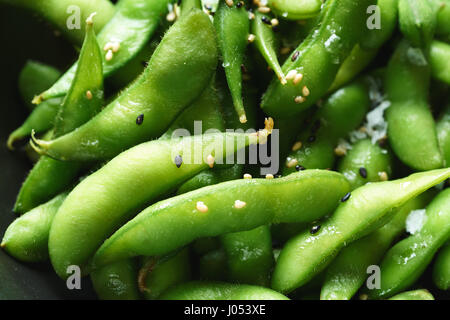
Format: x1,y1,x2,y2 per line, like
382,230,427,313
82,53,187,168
136,114,144,125
291,50,300,62
204,4,212,10
261,16,271,25
359,167,368,179
295,165,306,171
341,192,351,202
141,61,148,68
236,1,243,8
307,135,316,143
275,174,282,178
175,155,183,168
310,225,321,235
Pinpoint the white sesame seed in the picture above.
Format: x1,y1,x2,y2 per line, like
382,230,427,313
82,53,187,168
271,18,279,27
86,90,93,100
286,69,297,80
287,158,298,168
302,86,310,97
112,42,120,53
206,155,215,168
196,201,208,213
378,171,389,181
247,34,256,43
258,6,270,13
105,50,113,61
293,73,304,85
166,11,176,22
292,141,302,152
265,174,274,179
334,146,347,157
243,174,252,179
294,96,306,104
226,0,234,7
234,200,246,209
103,42,113,51
249,12,255,20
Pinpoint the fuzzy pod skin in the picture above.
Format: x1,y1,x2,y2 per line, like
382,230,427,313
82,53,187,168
398,0,437,50
252,11,285,84
91,170,350,268
15,18,104,214
0,0,115,45
272,168,450,294
160,281,289,300
338,139,393,190
261,0,376,118
140,248,191,300
386,40,443,171
432,242,450,290
220,225,274,287
388,289,435,300
367,188,450,299
360,0,399,50
91,259,140,300
429,40,450,85
49,131,265,279
437,104,450,167
33,10,218,161
283,80,370,175
1,192,68,262
38,0,172,102
267,0,322,20
214,0,250,123
320,191,435,300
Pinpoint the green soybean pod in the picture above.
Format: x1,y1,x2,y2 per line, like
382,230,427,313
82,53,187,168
14,14,104,214
283,80,370,175
267,0,322,20
271,168,450,294
338,139,393,190
320,191,435,300
91,259,140,300
261,0,375,118
37,0,172,102
434,0,450,37
386,40,443,171
436,103,450,167
139,248,191,300
429,40,450,85
17,61,61,111
0,0,115,45
214,0,250,124
91,170,350,268
180,0,201,16
1,192,68,262
432,242,450,290
197,249,228,281
367,188,450,299
49,129,268,279
220,225,274,286
252,11,286,85
398,0,437,50
388,289,435,300
361,0,399,50
32,10,218,161
160,281,289,300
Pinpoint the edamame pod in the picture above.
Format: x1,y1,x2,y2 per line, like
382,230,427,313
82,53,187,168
197,248,228,281
398,0,437,50
92,170,350,268
261,0,375,118
15,15,104,214
160,281,289,300
436,103,450,167
220,225,274,286
32,10,218,161
367,188,450,299
49,129,270,278
386,40,443,171
37,0,173,102
388,289,435,300
1,192,68,262
320,191,435,300
432,242,450,290
272,168,450,293
430,40,450,85
214,0,250,123
434,0,450,37
91,259,140,300
267,0,322,20
338,139,393,190
283,80,370,174
0,0,115,45
139,248,191,300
